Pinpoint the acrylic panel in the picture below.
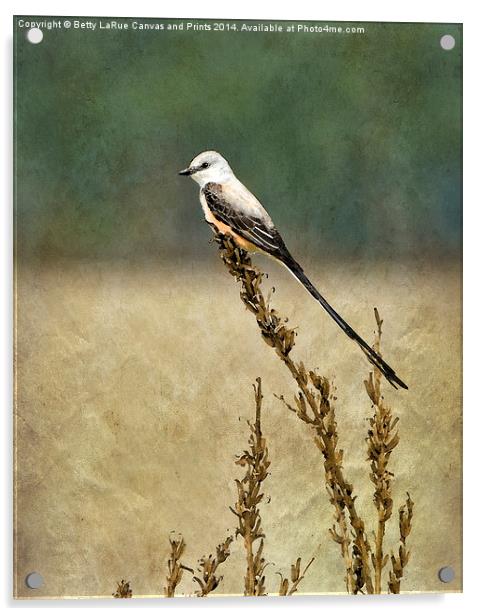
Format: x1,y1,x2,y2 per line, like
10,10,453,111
13,16,462,598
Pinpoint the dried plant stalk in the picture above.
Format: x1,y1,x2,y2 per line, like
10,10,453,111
328,488,356,593
164,534,189,598
230,377,271,596
388,494,414,593
365,308,414,594
163,376,313,598
216,233,373,594
278,556,316,596
112,579,132,598
193,536,234,597
365,308,400,593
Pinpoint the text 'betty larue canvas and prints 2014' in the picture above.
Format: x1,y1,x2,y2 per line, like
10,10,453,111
13,16,462,598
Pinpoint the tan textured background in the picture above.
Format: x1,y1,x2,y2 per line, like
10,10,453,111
14,254,462,597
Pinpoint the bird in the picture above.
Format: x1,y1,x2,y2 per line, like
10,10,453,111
179,150,407,390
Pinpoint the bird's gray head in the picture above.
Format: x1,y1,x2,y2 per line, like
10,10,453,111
179,151,233,187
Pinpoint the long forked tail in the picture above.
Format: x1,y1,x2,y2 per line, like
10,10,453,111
281,255,408,390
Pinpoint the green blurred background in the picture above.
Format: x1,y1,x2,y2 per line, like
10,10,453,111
15,18,461,265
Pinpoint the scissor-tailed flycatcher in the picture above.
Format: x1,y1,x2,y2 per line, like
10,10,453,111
179,150,407,390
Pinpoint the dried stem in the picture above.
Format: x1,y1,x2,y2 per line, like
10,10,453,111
278,556,316,596
164,534,190,598
328,490,356,593
112,579,132,598
230,377,271,596
193,536,234,597
216,234,373,594
364,308,414,593
165,374,314,598
365,308,400,593
388,493,414,593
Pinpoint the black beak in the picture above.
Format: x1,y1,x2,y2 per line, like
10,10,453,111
178,167,192,176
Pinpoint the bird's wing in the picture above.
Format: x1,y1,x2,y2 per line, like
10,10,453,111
203,182,289,258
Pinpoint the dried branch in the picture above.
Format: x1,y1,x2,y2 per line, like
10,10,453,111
163,534,190,598
278,556,316,596
328,488,357,594
388,493,414,593
216,233,373,594
365,308,401,593
230,377,271,595
193,536,234,597
112,579,132,598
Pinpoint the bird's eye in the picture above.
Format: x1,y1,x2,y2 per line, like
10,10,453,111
201,162,209,169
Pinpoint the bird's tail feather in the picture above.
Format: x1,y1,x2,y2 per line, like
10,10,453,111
281,255,408,390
